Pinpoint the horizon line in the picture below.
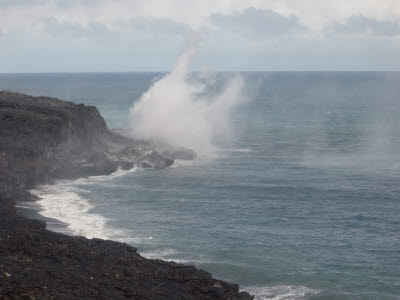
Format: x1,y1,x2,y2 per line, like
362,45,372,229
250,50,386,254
1,70,400,74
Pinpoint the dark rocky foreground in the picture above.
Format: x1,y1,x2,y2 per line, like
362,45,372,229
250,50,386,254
0,91,253,299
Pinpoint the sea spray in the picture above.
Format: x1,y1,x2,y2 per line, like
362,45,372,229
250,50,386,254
129,34,247,154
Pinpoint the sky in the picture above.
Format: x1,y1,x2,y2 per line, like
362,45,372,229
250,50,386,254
1,0,400,72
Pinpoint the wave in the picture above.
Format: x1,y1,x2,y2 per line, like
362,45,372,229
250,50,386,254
29,168,139,240
30,183,112,239
168,159,197,168
72,167,139,185
244,285,319,300
28,159,199,242
140,249,192,265
140,248,181,261
28,166,320,300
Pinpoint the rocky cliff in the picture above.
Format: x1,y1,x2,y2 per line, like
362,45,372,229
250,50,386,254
0,91,173,196
0,91,253,299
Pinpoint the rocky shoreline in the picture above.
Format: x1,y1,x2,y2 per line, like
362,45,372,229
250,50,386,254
0,91,253,299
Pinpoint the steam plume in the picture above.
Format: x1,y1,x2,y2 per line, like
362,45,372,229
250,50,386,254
129,34,246,154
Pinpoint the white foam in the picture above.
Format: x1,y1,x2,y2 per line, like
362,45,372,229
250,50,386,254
29,168,140,240
168,159,197,168
30,183,112,239
28,163,204,243
73,167,138,185
141,248,187,263
245,285,319,300
141,248,177,259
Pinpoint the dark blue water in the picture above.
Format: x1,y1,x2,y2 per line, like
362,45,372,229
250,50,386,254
2,72,400,299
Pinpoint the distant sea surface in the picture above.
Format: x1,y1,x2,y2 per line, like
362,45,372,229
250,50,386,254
2,72,400,299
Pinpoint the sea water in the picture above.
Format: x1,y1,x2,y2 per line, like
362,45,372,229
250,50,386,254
2,72,400,299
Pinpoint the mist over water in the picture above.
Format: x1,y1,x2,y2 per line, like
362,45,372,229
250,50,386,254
295,77,400,172
129,35,246,153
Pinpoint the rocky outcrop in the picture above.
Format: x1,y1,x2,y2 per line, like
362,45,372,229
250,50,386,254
0,91,173,193
0,217,252,299
0,91,253,299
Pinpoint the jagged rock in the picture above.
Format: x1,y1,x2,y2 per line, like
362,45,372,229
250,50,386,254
118,145,152,161
111,128,198,161
135,151,174,169
0,91,174,188
0,219,253,299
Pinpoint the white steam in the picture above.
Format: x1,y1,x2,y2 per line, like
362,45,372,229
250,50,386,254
129,34,246,153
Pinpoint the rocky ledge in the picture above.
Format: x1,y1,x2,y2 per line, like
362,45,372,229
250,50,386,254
0,91,253,299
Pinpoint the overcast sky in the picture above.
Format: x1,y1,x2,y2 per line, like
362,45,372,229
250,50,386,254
1,0,400,72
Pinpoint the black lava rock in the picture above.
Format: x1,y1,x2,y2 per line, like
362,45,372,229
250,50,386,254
0,91,253,300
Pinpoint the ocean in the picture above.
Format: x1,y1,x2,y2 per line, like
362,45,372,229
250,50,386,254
1,72,400,299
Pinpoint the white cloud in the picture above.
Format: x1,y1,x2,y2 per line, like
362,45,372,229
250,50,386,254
210,8,308,37
1,0,400,33
325,15,400,36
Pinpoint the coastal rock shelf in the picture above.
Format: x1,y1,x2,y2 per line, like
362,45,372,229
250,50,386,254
0,91,253,299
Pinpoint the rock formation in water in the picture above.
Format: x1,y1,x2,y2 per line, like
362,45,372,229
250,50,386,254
0,91,253,299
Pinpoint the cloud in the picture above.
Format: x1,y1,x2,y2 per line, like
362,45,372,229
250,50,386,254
129,17,189,35
0,0,45,7
40,16,188,44
1,1,400,72
0,0,96,7
42,18,99,38
1,1,400,33
210,7,308,37
325,15,400,36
